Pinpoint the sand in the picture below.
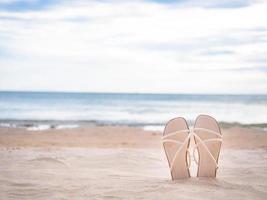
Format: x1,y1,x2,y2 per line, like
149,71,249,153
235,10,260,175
0,126,267,200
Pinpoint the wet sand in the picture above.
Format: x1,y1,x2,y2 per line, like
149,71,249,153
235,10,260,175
0,126,267,199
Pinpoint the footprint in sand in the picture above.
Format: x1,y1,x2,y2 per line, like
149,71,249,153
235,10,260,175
28,157,69,167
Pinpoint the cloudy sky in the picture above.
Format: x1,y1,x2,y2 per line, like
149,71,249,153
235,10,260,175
0,0,267,94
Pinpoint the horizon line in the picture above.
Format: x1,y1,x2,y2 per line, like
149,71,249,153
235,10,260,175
0,90,266,96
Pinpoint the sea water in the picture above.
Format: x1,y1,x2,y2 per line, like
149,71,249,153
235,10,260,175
0,91,266,131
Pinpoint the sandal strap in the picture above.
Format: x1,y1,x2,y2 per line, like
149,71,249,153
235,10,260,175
162,127,222,171
192,127,222,138
162,129,190,140
191,130,222,168
162,132,191,171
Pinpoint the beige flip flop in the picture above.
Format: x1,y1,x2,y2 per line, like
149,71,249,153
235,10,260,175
192,115,222,177
162,117,191,180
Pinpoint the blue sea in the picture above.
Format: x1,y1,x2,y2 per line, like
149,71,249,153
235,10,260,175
0,91,266,131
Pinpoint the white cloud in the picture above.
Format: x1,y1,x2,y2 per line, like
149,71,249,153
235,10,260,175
173,0,266,8
0,0,267,93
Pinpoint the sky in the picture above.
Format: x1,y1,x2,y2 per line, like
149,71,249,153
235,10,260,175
0,0,267,94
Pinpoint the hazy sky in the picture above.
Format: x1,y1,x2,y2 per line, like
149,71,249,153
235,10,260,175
0,0,267,94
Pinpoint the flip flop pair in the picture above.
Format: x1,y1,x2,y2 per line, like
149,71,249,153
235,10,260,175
162,115,222,180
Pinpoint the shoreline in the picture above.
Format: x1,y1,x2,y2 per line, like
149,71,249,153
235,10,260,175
1,119,267,132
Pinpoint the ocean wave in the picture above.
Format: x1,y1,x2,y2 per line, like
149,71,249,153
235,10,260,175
0,122,80,131
1,120,267,132
0,92,266,128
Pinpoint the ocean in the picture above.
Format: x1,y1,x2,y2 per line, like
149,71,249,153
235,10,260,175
0,91,266,131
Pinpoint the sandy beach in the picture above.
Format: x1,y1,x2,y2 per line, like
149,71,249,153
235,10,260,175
0,126,267,200
1,0,267,199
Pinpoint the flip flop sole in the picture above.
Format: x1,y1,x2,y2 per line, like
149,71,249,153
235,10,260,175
194,115,222,177
163,117,190,180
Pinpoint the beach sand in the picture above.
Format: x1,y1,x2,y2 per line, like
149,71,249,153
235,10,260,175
0,126,267,199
